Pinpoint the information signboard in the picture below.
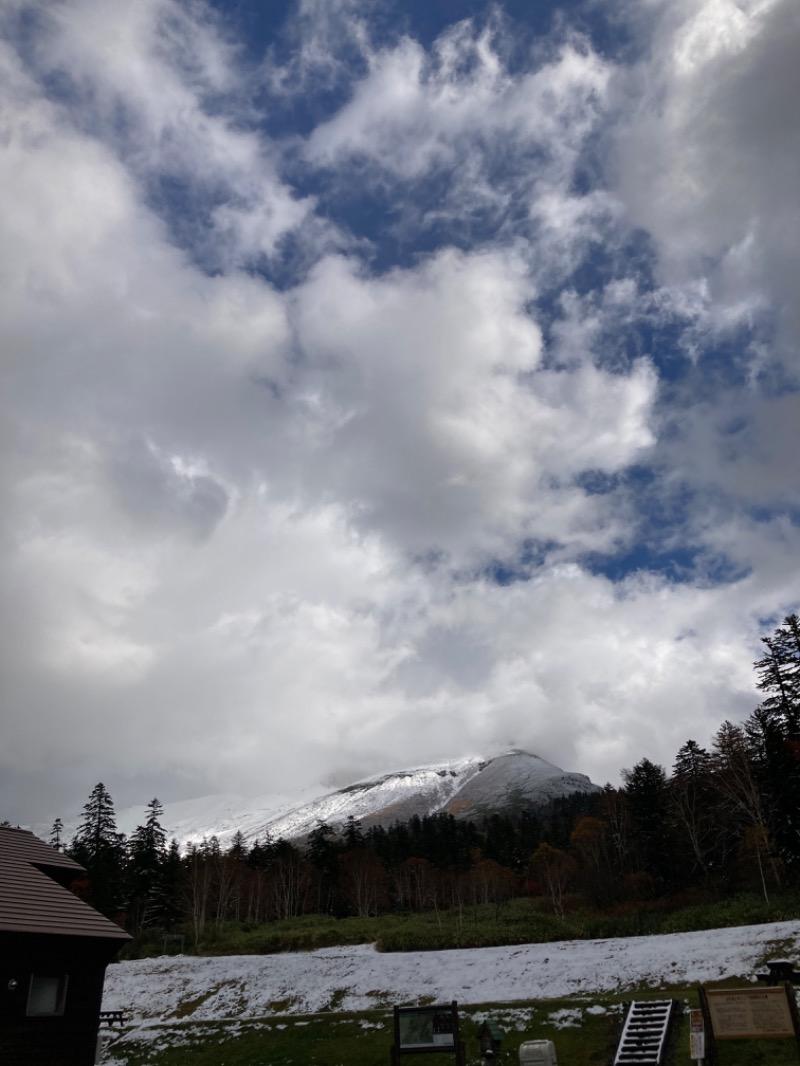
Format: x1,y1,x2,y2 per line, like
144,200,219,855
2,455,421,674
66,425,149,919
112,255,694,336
398,1008,456,1049
392,1002,465,1065
705,988,795,1040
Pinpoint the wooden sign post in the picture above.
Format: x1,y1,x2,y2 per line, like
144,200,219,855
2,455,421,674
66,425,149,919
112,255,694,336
698,985,800,1064
689,1009,705,1061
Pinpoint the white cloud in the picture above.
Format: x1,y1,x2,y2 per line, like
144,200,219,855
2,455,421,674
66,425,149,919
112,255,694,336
307,29,609,175
0,0,796,825
613,0,800,365
289,249,656,560
264,0,372,99
303,20,614,272
604,0,800,576
16,0,315,268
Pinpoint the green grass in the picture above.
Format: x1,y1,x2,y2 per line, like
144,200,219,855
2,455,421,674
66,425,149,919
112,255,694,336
104,997,621,1066
104,986,800,1066
121,892,800,960
110,893,800,1064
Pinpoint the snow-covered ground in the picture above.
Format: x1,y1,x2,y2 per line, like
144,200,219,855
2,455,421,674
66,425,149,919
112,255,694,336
103,920,800,1025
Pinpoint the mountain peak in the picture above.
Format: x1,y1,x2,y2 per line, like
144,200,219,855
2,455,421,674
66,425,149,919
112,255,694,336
253,750,600,843
29,751,600,852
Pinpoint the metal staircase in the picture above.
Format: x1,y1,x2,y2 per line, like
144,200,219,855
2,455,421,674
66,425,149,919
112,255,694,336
614,999,676,1066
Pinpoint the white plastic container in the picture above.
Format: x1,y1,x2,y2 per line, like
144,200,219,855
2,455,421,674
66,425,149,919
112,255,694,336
519,1039,557,1066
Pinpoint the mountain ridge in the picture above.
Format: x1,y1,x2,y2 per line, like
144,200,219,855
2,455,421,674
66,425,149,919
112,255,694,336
29,750,600,851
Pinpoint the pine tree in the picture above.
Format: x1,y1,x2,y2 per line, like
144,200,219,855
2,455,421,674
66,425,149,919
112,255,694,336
306,822,341,914
672,739,711,779
69,783,126,920
153,838,185,929
49,817,64,851
126,799,168,930
621,758,673,888
343,816,364,849
754,613,800,728
247,834,276,871
72,783,119,856
669,740,716,880
748,613,800,867
228,830,248,862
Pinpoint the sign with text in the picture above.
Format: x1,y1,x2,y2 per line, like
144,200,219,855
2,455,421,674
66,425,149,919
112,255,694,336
705,988,795,1040
397,1006,456,1049
392,1002,464,1062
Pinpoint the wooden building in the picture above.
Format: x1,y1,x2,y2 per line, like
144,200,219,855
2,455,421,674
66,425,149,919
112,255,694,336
0,826,131,1065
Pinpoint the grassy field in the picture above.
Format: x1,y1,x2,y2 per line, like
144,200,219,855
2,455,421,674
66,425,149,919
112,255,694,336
122,892,800,960
105,994,623,1066
104,984,800,1066
109,895,800,1064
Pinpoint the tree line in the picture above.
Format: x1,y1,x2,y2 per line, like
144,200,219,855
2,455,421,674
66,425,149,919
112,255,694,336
46,612,800,937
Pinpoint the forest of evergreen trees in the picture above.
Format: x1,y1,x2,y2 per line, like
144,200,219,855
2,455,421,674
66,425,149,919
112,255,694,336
42,613,800,939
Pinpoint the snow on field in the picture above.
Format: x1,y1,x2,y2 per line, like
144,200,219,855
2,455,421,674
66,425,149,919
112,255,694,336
103,920,800,1026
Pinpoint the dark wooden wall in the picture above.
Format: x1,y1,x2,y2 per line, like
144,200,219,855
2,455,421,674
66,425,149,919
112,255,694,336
0,932,119,1066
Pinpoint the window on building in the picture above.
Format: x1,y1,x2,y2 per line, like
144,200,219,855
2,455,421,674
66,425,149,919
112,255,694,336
27,975,68,1016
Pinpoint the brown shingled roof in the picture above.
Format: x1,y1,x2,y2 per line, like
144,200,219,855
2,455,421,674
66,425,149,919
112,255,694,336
0,827,130,940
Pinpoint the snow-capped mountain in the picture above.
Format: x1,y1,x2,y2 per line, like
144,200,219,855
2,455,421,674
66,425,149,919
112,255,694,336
31,751,600,852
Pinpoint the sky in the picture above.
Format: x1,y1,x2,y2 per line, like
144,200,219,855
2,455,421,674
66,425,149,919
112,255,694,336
1,0,799,825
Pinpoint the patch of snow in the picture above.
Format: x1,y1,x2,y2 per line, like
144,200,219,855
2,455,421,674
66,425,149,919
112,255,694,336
548,1008,582,1028
102,920,800,1025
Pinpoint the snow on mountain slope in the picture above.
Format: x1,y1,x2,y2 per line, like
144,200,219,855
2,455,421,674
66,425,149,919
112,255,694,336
262,755,485,841
443,750,599,816
28,787,324,854
29,751,600,852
